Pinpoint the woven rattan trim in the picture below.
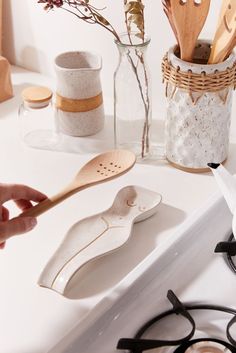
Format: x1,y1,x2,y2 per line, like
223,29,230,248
162,55,236,93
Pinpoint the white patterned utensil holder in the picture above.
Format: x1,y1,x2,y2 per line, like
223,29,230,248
162,41,236,172
55,51,104,137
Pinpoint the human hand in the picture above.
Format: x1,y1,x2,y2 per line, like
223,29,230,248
0,184,47,248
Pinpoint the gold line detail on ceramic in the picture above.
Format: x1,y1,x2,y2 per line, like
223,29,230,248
51,216,124,288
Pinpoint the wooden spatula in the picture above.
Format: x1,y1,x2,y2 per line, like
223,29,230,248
170,0,211,62
20,150,136,218
208,0,236,64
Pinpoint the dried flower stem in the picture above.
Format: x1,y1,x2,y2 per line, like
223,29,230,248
123,0,150,158
126,50,150,157
38,0,121,42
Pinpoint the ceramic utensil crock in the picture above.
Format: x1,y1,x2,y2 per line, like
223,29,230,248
55,51,104,137
162,41,236,172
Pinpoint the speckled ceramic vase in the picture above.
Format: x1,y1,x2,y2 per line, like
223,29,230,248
55,51,104,137
164,41,236,172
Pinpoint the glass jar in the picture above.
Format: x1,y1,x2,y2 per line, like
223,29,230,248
114,33,152,159
18,86,58,149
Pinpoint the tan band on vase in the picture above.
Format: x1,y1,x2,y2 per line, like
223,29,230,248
56,92,103,113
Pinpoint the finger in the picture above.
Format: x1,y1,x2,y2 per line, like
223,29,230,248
14,199,33,211
2,206,9,221
0,184,47,203
0,207,9,248
0,217,37,241
0,242,6,249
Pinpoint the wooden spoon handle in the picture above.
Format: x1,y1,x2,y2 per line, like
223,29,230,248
20,187,79,218
21,198,57,218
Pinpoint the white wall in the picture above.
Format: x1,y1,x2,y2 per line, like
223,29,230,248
2,0,221,118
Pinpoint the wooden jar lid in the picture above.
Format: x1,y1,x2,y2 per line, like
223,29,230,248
22,86,53,104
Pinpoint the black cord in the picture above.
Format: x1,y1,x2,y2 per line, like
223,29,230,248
227,234,236,274
215,233,236,273
174,338,236,353
227,315,236,346
117,291,236,353
117,291,195,352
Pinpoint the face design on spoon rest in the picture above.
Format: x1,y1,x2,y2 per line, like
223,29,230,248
126,198,147,212
224,2,236,34
111,186,161,221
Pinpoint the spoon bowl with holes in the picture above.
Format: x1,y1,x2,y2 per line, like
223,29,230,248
20,149,136,218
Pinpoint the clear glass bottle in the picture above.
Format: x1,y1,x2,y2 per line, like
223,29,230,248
18,86,58,149
114,33,152,159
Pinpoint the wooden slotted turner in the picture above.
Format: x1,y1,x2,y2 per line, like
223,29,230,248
208,0,236,64
21,150,136,218
170,0,211,62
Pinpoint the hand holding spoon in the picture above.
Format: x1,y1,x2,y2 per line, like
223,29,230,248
21,150,136,218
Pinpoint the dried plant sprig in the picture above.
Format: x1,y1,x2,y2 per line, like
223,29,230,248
124,0,145,42
38,0,121,42
38,0,63,10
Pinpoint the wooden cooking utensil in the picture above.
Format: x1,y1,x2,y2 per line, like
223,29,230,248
0,0,2,55
20,150,136,218
170,0,211,62
224,36,236,61
208,0,236,64
162,0,179,44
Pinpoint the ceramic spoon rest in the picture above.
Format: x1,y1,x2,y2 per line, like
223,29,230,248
38,185,162,295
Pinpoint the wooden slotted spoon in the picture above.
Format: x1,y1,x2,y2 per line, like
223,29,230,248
21,150,136,218
208,0,236,64
170,0,211,62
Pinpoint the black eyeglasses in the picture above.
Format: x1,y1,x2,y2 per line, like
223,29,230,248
117,290,236,353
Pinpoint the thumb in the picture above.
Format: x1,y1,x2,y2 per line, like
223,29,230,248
0,217,37,241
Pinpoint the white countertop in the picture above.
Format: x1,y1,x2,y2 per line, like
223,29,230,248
1,66,236,353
